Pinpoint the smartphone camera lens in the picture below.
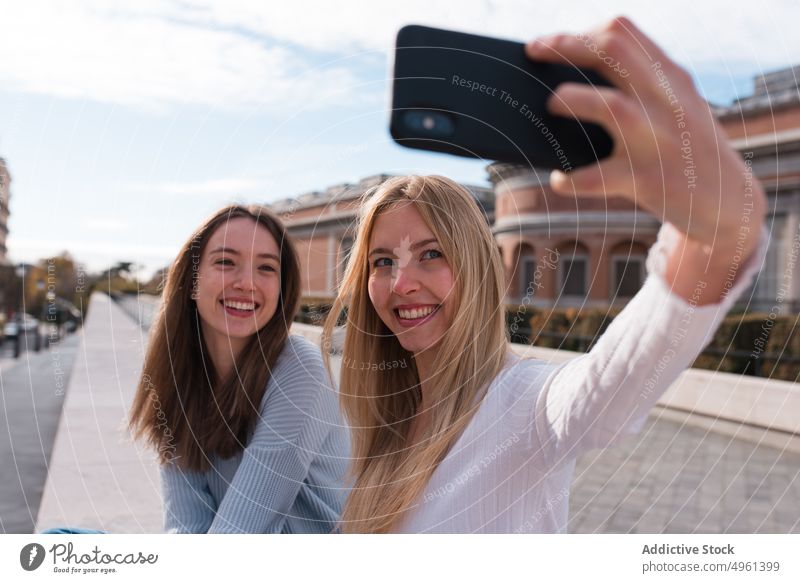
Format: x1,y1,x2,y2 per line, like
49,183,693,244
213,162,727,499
402,110,454,138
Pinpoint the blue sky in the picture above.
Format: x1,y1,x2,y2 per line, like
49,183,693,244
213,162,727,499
0,0,797,277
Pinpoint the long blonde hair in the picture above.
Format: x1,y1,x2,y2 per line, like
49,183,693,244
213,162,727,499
323,175,508,533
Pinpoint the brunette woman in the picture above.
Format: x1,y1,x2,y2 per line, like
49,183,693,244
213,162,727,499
130,205,349,533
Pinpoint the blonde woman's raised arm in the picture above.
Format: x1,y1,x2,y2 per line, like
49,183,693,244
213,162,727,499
517,17,768,468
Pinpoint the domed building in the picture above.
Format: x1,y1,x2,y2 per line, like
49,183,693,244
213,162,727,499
488,162,659,309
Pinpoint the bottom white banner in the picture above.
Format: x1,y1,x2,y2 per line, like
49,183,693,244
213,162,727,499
1,534,797,582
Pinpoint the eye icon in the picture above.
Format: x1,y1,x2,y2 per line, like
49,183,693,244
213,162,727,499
20,543,46,571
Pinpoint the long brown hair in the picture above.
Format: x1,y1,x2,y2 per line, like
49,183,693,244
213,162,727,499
129,205,301,472
322,176,508,533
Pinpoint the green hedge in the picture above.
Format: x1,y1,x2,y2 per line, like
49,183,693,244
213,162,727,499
763,315,800,380
524,307,799,381
296,296,334,326
303,297,800,381
692,313,767,374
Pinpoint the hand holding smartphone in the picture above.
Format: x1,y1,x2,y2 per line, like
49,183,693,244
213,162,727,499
389,25,615,170
390,18,767,304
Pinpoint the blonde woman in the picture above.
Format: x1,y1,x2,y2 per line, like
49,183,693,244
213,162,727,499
323,18,768,533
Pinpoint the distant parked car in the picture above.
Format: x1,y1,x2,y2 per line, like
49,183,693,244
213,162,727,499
5,314,42,356
4,320,19,341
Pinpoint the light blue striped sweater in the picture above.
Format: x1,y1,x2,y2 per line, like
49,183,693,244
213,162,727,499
160,335,350,533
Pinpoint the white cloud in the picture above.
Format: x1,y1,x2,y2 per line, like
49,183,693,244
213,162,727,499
0,0,367,112
80,218,130,232
174,0,800,68
1,0,798,114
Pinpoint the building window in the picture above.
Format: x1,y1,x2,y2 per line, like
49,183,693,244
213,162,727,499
520,257,536,299
611,255,645,298
559,255,588,297
747,212,784,312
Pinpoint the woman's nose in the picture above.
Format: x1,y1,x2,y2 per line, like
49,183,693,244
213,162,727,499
391,264,420,295
232,267,256,291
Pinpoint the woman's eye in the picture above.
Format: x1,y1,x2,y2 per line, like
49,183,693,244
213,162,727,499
421,249,442,261
259,264,277,272
215,258,233,266
373,257,393,268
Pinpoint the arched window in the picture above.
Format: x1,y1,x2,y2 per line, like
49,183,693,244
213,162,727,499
609,241,648,299
557,241,590,299
513,243,536,300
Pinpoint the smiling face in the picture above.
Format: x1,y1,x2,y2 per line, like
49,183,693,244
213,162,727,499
367,202,456,360
195,217,281,360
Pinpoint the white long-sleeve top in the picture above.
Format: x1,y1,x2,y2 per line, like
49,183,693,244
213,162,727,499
397,226,769,533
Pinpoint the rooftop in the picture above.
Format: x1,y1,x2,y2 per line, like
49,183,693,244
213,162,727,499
715,65,800,119
269,173,496,215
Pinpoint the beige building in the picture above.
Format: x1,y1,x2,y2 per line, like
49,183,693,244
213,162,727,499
715,65,800,313
274,65,800,313
490,65,800,312
271,175,494,298
0,157,10,263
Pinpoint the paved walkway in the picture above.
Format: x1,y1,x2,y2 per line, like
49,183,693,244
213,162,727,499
569,410,800,533
33,292,800,534
0,334,80,533
35,293,161,533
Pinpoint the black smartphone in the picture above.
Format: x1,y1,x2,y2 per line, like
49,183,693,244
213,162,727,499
390,25,614,170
